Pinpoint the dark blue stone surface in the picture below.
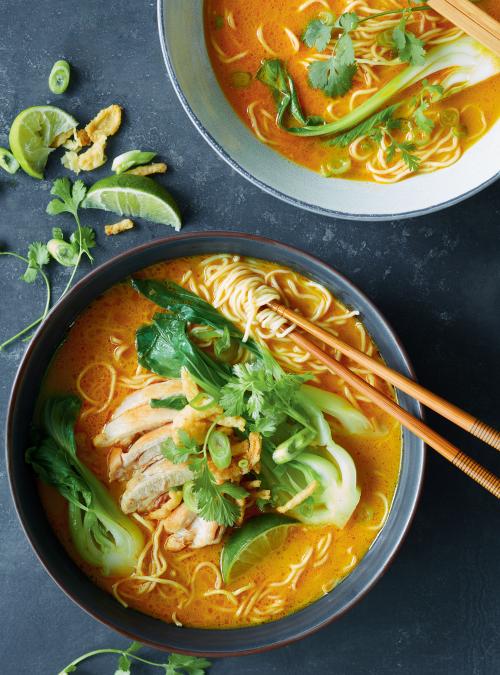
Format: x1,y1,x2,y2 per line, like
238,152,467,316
0,1,498,673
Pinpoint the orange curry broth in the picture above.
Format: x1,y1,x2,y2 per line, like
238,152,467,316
39,256,401,628
204,0,500,181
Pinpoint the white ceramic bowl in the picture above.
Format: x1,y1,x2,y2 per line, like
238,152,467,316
158,0,499,220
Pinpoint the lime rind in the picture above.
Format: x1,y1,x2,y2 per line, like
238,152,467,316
83,174,181,230
221,514,295,583
9,105,77,179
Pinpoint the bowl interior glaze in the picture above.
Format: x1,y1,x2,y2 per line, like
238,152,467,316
7,233,424,656
158,0,499,220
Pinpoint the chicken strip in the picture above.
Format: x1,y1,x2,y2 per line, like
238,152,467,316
162,503,198,532
94,405,178,448
120,460,193,514
109,424,173,481
165,515,224,551
111,380,184,419
109,404,217,480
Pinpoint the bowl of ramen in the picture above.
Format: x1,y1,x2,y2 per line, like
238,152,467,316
7,232,424,655
158,0,500,220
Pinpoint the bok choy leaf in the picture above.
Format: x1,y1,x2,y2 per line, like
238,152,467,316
26,396,144,575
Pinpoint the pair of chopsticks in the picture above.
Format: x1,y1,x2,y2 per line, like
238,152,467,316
427,0,500,56
268,300,500,499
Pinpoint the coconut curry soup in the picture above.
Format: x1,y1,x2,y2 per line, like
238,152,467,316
204,0,500,183
30,255,401,628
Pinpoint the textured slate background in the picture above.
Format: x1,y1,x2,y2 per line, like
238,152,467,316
0,1,499,673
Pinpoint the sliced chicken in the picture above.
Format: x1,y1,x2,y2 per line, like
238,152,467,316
190,517,224,548
94,405,178,448
165,515,224,551
109,404,218,480
111,380,184,419
110,424,174,481
166,528,194,551
170,404,221,442
162,503,197,532
120,460,193,514
147,490,183,520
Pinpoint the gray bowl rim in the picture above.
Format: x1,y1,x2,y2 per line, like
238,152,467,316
6,231,425,657
156,0,499,222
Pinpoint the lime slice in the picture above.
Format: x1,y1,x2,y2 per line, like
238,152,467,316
9,105,77,179
221,514,295,583
83,174,181,230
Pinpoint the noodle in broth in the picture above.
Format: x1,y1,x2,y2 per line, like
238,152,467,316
37,256,401,628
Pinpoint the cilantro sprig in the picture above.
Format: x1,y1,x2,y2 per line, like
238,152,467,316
307,13,359,98
302,4,430,98
46,177,95,297
1,177,96,351
392,13,426,66
219,361,310,436
59,641,211,675
162,427,248,526
412,79,444,133
0,243,51,349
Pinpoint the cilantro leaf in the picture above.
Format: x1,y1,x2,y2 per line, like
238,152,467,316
150,394,188,410
328,103,400,147
52,226,64,240
166,653,212,675
302,18,334,52
71,179,87,209
116,652,131,674
161,432,200,464
193,463,248,527
20,242,49,284
28,241,50,268
414,104,434,133
392,16,425,66
308,32,357,97
413,79,444,133
337,12,359,32
70,225,96,260
387,139,420,171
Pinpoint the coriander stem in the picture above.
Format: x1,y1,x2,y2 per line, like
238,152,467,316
58,253,81,299
58,210,90,300
0,252,51,350
59,648,169,673
357,5,430,25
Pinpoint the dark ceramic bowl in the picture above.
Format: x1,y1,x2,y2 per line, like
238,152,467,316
7,232,424,656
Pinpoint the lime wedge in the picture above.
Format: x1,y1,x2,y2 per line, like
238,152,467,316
221,514,295,584
83,174,181,230
9,105,77,179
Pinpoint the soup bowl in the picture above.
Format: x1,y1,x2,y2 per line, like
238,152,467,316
6,232,424,655
157,0,499,221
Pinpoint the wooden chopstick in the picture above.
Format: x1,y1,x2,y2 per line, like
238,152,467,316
287,329,500,499
269,301,500,451
427,0,500,56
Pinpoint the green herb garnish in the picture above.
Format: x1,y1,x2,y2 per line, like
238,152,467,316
0,243,51,349
46,177,95,297
412,79,444,133
161,428,248,526
58,641,211,675
150,394,188,410
392,14,426,66
307,13,359,98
